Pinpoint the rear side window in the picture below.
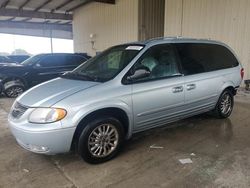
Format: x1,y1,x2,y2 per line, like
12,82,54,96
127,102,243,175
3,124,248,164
38,55,66,67
65,55,87,66
175,43,239,75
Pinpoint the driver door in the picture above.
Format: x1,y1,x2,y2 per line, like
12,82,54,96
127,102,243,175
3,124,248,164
128,44,185,132
30,55,68,86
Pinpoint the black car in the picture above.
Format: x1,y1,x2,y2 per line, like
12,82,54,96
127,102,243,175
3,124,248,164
0,56,16,64
7,55,30,63
0,53,90,98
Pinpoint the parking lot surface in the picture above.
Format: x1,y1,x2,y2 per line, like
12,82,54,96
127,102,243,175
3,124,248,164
0,92,250,188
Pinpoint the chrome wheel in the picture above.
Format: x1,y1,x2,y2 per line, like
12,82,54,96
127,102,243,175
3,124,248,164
88,124,119,158
220,93,232,115
5,86,24,98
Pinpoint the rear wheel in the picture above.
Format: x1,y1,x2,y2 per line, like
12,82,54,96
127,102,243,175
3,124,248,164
215,89,234,118
78,116,124,164
4,85,24,98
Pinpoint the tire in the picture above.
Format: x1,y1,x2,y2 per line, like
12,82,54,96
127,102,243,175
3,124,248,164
4,85,25,98
0,83,3,95
214,89,234,118
78,116,125,164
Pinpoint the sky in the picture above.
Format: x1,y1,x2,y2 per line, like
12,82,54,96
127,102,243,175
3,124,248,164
0,33,74,55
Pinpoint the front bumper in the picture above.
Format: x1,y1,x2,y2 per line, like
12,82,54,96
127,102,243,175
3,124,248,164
8,120,76,155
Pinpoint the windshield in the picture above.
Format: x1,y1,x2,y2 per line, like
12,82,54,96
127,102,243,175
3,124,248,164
61,44,144,82
21,54,44,66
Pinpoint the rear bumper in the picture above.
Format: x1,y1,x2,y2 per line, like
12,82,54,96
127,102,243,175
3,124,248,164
8,120,76,155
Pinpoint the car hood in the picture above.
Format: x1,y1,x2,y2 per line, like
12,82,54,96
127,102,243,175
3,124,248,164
17,78,100,107
0,62,20,67
0,63,25,73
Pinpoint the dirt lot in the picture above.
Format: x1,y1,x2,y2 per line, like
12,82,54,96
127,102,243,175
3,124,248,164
0,91,250,188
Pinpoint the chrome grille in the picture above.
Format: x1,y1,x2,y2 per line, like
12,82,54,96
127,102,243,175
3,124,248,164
11,102,28,119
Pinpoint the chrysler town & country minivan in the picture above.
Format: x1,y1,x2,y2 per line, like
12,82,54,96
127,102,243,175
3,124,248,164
8,38,243,163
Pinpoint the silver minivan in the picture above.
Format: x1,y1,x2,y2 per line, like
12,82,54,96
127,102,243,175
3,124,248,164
8,38,244,163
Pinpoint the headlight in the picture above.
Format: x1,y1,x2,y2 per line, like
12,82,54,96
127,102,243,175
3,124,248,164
29,108,67,123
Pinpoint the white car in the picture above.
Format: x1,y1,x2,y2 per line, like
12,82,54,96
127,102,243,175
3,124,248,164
8,38,243,163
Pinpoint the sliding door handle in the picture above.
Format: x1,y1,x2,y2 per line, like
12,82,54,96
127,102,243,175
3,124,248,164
172,86,183,93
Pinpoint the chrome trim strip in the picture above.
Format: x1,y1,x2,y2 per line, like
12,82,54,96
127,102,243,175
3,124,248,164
134,105,214,133
137,102,215,126
137,94,217,117
137,102,185,117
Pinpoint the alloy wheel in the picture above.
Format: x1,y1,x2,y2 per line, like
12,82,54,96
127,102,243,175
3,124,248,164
88,124,119,158
5,86,24,98
220,93,232,115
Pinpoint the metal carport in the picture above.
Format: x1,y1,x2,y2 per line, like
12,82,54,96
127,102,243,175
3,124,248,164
0,0,115,39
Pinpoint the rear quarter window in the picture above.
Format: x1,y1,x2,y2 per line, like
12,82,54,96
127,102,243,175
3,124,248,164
175,43,239,75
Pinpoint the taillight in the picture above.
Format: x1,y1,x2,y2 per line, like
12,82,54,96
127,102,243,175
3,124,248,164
241,68,244,79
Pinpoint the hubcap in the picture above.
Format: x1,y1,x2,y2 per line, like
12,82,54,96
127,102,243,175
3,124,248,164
88,124,119,158
220,93,232,115
6,87,23,98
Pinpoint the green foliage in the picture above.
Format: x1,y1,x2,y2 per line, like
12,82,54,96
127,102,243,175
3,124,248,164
11,49,31,55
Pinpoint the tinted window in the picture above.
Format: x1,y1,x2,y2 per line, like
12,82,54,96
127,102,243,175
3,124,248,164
175,43,239,75
0,56,13,63
0,56,6,62
131,44,180,82
22,54,44,66
38,55,66,67
65,55,87,66
8,55,30,63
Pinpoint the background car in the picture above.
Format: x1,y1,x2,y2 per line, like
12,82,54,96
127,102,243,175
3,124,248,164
0,53,90,98
7,55,30,63
75,53,92,60
0,55,16,64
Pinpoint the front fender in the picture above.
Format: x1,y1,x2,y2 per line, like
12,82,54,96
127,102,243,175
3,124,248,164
1,74,28,89
61,100,134,139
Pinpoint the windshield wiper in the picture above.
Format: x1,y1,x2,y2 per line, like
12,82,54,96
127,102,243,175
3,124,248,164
61,72,101,82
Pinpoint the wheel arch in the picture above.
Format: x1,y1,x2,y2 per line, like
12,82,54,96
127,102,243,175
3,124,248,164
70,107,132,151
215,84,235,118
221,82,237,96
2,75,28,88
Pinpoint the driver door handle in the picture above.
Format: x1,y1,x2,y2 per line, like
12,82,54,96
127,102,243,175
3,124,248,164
186,84,196,91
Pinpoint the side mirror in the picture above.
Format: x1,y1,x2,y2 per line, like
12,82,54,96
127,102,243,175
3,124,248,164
127,66,151,81
33,63,41,68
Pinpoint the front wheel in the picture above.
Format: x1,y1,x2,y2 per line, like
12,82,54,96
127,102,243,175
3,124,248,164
215,89,234,118
4,85,25,98
78,116,124,164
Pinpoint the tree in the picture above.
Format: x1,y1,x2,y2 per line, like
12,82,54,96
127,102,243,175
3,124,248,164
0,52,10,56
11,49,31,55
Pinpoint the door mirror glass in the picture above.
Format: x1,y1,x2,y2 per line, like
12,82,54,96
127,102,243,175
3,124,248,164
127,66,151,81
34,63,41,68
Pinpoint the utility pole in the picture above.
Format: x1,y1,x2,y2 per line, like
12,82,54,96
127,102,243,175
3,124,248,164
50,29,53,53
